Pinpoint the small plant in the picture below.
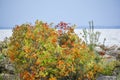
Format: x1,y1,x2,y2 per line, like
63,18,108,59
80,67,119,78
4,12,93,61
82,21,101,51
102,61,116,75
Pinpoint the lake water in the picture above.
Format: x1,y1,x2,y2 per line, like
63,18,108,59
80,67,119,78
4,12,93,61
0,29,120,46
75,29,120,46
0,29,12,41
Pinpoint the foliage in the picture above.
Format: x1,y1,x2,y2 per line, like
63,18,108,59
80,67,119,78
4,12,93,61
0,37,9,63
0,38,10,80
0,37,9,55
0,54,4,62
101,60,116,75
7,20,114,80
0,75,3,80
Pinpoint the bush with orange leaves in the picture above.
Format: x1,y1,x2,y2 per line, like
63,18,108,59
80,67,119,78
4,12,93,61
7,20,113,80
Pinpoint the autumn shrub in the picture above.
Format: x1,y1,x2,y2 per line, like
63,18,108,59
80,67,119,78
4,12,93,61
7,20,110,80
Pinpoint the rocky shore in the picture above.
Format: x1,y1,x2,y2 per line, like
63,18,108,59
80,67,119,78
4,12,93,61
95,45,120,80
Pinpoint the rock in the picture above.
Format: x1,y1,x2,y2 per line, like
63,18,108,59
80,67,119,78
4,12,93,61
0,66,5,73
116,54,120,60
107,45,118,51
97,76,116,80
108,51,117,57
0,55,15,75
113,67,120,76
103,45,120,58
117,47,120,50
5,64,15,74
0,73,19,80
102,54,112,58
94,46,104,52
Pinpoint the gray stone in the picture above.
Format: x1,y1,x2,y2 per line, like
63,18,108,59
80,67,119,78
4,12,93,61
5,64,15,74
94,46,104,52
117,47,120,50
97,76,116,80
0,73,20,80
107,45,118,50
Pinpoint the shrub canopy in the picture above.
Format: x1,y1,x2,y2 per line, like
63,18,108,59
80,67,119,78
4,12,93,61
7,21,113,80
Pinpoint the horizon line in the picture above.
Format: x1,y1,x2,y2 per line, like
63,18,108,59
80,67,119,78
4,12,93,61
0,26,120,29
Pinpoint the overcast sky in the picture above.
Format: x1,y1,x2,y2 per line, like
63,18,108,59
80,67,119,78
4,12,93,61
0,0,120,28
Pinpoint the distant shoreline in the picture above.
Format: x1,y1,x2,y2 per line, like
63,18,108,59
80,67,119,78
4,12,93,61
0,26,120,29
76,26,120,29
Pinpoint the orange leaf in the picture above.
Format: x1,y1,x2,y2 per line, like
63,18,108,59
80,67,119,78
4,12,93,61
58,60,64,65
35,59,40,65
49,77,57,80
